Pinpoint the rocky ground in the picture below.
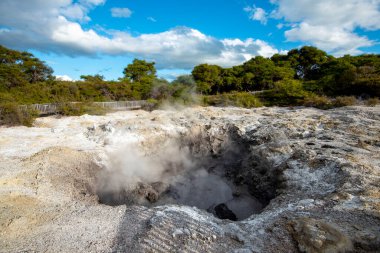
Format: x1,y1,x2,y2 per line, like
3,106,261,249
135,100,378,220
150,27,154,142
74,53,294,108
0,105,379,252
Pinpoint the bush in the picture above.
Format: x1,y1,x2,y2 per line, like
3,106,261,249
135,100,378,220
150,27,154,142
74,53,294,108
0,102,38,126
142,98,159,111
170,85,199,105
202,92,263,108
80,103,108,115
303,95,358,109
59,103,84,116
225,92,263,108
303,95,333,109
274,79,306,97
259,79,309,106
365,97,380,107
59,102,108,116
333,96,357,107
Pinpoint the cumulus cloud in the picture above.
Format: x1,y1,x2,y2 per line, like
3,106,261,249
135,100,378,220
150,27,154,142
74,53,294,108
56,75,74,81
111,7,132,18
270,0,380,54
60,4,89,21
81,0,106,5
244,6,268,24
60,0,105,21
285,23,374,55
0,0,279,69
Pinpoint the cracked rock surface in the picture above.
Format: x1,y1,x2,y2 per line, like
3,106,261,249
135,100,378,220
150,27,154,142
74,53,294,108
0,106,379,252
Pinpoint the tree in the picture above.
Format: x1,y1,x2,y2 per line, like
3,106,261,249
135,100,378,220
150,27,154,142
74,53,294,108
317,57,380,96
192,64,222,94
23,56,53,83
172,75,195,86
242,56,277,90
0,45,53,88
151,78,172,100
80,74,105,83
122,59,157,99
271,53,293,68
0,64,28,89
287,46,331,80
123,59,156,83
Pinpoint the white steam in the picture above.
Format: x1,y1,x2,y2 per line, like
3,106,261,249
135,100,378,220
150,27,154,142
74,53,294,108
97,140,194,192
96,137,263,220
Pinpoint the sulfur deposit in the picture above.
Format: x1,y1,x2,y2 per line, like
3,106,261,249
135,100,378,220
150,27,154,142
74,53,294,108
0,105,379,252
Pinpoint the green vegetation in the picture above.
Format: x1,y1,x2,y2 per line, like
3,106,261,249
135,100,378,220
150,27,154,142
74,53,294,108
194,46,379,109
203,92,262,108
192,46,379,98
58,102,108,116
0,44,379,126
365,97,380,107
0,102,38,126
0,45,53,89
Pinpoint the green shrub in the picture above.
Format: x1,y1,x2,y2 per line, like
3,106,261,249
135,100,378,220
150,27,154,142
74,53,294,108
143,98,159,111
202,92,262,108
365,97,380,107
274,79,306,97
303,95,358,109
59,103,84,116
226,92,263,108
80,103,108,115
59,102,108,116
0,102,38,126
303,95,333,109
259,79,309,106
333,96,357,107
170,85,199,105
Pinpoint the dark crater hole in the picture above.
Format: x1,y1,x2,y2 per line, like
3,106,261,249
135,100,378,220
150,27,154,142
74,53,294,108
96,126,280,221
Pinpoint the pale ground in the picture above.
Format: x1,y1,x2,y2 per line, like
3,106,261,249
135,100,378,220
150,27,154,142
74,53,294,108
0,106,379,252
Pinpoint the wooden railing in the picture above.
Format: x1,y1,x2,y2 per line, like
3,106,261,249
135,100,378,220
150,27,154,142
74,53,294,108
92,101,146,110
19,103,59,115
19,100,147,115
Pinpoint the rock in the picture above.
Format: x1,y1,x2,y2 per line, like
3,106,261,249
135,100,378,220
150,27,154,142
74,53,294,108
146,191,158,203
290,218,352,253
214,203,237,221
137,183,159,203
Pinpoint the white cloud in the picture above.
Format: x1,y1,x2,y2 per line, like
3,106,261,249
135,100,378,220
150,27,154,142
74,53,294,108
80,0,106,6
0,0,280,69
272,0,380,30
60,0,105,21
56,75,74,81
147,17,157,22
252,8,267,24
270,0,380,54
111,7,132,18
285,23,373,55
61,3,89,21
244,6,268,24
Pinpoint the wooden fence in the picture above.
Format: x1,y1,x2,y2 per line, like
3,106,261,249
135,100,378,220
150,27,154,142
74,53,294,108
92,101,146,110
18,100,146,115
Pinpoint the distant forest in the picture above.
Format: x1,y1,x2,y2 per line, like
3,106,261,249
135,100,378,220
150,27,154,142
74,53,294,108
0,44,379,125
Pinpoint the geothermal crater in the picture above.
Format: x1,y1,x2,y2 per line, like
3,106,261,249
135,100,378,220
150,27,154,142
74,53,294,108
96,128,270,220
1,106,379,252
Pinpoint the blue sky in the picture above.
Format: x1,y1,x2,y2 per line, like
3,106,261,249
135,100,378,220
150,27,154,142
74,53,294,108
0,0,379,81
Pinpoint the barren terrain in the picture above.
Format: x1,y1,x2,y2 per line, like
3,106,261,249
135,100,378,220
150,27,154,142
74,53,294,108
0,106,379,252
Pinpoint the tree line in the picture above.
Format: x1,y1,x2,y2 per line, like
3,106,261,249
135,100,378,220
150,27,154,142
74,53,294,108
0,44,379,107
192,46,380,97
